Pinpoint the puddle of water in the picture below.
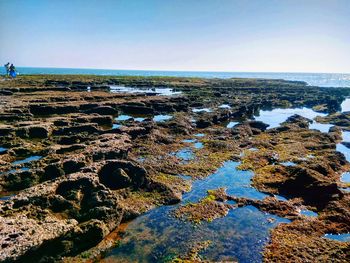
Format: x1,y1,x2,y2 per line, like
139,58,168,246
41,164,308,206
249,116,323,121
115,115,132,121
342,131,350,142
192,108,212,113
0,167,30,177
336,144,350,162
194,142,204,149
0,147,7,153
112,124,122,129
182,139,196,143
218,104,231,109
103,161,290,262
174,148,195,163
0,194,15,201
227,121,239,128
324,233,350,242
182,139,204,150
341,98,350,112
255,108,326,129
12,156,42,166
134,117,146,122
280,161,296,167
341,172,350,183
309,122,333,133
153,115,173,122
110,86,181,96
195,133,205,137
115,115,146,122
300,209,318,217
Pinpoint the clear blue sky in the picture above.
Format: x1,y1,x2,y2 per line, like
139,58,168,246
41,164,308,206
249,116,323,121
0,0,349,73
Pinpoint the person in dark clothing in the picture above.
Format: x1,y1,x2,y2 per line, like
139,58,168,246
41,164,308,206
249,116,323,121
9,64,17,78
4,62,10,76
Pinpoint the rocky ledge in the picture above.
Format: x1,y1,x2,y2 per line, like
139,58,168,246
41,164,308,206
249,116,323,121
0,75,350,262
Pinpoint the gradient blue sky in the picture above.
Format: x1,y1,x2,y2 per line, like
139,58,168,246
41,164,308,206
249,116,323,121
0,0,349,73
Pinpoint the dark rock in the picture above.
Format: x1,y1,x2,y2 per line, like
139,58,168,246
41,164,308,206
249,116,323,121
119,104,154,115
30,104,80,115
98,160,147,190
43,164,65,181
28,126,50,138
196,119,212,128
86,106,117,115
246,120,269,131
62,160,85,174
53,124,100,136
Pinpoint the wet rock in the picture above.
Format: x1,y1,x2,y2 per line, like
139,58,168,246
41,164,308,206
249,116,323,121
98,160,147,190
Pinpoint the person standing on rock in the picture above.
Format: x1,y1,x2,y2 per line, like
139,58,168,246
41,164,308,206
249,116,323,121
9,64,17,78
4,62,10,76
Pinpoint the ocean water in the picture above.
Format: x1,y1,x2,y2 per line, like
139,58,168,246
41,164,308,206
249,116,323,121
1,67,349,87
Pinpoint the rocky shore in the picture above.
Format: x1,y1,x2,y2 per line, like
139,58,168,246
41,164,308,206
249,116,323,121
0,75,350,262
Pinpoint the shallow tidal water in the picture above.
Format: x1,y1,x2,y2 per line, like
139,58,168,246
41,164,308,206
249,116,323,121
103,161,290,262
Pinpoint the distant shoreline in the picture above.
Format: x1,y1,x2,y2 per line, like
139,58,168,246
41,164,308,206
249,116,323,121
1,67,350,88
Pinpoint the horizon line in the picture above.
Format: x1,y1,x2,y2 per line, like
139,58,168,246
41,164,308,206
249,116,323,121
12,65,350,75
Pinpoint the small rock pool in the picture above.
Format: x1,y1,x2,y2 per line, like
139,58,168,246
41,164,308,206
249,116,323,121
102,161,290,262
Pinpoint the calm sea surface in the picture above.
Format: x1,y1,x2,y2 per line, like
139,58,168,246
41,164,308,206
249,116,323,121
1,67,349,87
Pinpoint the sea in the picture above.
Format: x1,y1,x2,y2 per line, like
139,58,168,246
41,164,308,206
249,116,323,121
1,67,349,88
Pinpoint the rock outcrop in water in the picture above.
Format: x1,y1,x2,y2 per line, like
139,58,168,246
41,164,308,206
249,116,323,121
0,75,350,262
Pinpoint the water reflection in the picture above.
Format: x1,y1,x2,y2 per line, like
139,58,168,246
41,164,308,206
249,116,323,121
255,108,326,129
110,86,182,96
103,161,290,262
341,98,350,112
153,115,173,122
324,233,350,242
12,156,42,165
